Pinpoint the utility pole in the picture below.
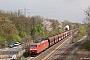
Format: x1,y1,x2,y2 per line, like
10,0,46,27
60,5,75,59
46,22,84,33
18,6,30,17
58,27,60,33
18,9,21,16
71,31,74,43
32,17,35,42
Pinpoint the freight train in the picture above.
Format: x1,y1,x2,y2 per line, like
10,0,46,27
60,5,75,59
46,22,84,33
30,28,78,54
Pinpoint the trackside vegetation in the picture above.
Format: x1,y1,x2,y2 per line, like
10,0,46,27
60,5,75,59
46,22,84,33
76,25,86,40
81,40,90,51
81,7,90,51
0,10,61,48
69,7,90,60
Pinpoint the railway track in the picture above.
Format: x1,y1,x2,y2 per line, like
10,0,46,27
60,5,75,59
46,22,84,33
25,57,34,60
42,35,72,60
25,31,81,60
26,35,72,60
55,36,87,60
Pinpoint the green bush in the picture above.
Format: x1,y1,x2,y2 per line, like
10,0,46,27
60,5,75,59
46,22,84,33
19,31,27,38
49,31,58,36
78,25,86,36
77,25,86,40
0,35,4,41
82,40,90,51
13,35,21,42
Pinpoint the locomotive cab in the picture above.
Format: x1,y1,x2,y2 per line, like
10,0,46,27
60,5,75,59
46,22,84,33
30,44,37,54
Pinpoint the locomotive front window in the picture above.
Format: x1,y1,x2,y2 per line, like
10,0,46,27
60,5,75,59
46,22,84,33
30,45,37,48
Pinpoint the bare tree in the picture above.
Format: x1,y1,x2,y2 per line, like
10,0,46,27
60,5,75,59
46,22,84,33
84,7,90,39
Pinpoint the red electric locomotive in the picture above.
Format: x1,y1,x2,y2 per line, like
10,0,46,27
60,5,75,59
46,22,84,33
30,40,49,54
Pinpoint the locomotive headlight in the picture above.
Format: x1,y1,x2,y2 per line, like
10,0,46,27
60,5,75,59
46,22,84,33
30,49,33,50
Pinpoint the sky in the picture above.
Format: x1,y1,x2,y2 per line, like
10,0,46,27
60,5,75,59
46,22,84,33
0,0,90,23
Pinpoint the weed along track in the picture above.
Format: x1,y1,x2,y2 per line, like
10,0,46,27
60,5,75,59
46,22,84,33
55,36,87,60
